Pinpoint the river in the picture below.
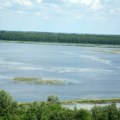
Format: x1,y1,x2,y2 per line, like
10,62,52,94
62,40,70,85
0,42,120,102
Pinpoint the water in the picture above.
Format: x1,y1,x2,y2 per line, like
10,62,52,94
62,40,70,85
0,42,120,102
63,103,120,110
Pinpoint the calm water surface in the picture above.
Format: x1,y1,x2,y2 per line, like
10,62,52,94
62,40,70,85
0,42,120,102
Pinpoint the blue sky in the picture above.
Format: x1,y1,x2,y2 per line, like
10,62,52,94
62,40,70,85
0,0,120,34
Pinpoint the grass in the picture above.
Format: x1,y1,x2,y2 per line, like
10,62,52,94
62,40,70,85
13,77,66,85
62,98,120,104
18,98,120,107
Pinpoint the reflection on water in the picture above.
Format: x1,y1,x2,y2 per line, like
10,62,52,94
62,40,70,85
0,42,120,102
63,103,120,110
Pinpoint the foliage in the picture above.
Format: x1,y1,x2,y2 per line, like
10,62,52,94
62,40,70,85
107,103,119,120
0,90,120,120
75,109,92,120
47,95,60,104
0,31,120,45
0,90,18,116
91,106,108,120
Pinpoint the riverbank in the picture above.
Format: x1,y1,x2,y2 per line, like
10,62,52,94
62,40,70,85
62,98,120,104
0,40,120,48
19,98,120,106
18,98,120,110
62,98,120,110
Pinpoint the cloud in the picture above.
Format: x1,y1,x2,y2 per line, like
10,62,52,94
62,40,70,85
16,10,27,14
75,15,83,19
109,8,120,15
93,16,106,21
66,0,103,10
0,1,13,7
13,0,32,7
36,0,42,4
69,0,93,6
4,2,12,7
0,0,119,22
90,0,103,10
48,3,64,13
35,11,42,16
35,11,50,20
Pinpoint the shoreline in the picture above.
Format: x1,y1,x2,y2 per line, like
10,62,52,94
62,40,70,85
18,98,120,110
19,98,120,105
0,40,120,48
62,98,120,104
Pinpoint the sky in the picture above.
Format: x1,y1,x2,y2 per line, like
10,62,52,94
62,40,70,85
0,0,120,34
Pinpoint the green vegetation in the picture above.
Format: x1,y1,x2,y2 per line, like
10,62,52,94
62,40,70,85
0,31,120,45
0,90,120,120
47,95,60,104
0,90,18,117
63,98,120,104
13,77,66,85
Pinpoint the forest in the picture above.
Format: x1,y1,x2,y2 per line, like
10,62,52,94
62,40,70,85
0,90,120,120
0,31,120,45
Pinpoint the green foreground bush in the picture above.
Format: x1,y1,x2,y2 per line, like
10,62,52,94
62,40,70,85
0,90,120,120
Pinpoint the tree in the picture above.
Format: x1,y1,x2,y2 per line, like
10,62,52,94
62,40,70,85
91,106,108,120
48,110,74,120
75,109,92,120
0,90,18,116
47,95,60,104
24,102,42,120
107,103,119,120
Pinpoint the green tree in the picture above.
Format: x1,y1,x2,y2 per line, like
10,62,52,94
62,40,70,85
0,90,18,116
75,109,91,120
107,103,119,120
47,95,60,104
48,109,74,120
92,106,108,120
24,102,42,120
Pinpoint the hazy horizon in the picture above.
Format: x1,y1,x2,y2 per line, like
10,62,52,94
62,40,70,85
0,0,120,35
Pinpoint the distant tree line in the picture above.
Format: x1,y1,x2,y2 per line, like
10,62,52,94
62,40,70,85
0,31,120,44
0,90,120,120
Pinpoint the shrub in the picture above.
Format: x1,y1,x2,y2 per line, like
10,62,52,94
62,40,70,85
0,90,18,116
47,95,60,104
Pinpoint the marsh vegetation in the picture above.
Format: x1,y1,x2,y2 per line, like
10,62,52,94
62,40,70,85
13,77,67,85
63,99,120,104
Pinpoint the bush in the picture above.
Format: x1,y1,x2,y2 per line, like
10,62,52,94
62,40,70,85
0,90,120,120
24,102,42,120
47,95,60,104
48,110,74,120
107,103,119,120
0,90,18,116
75,109,92,120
